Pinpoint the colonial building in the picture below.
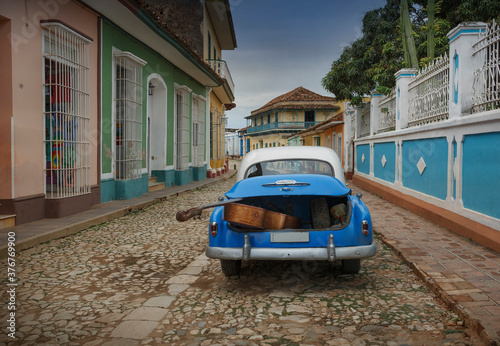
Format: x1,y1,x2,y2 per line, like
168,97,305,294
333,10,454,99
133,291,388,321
245,87,342,150
85,0,237,202
204,1,237,177
0,0,101,225
286,112,348,177
0,0,237,225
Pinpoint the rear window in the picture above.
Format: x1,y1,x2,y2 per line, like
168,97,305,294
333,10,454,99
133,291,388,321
245,159,334,179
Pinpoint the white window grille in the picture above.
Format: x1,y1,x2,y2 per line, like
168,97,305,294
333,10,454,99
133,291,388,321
192,96,206,166
42,22,91,199
210,109,219,160
313,136,321,146
360,104,371,137
472,20,500,114
378,89,396,133
336,134,342,157
176,85,191,170
220,116,227,157
114,51,146,180
408,54,450,126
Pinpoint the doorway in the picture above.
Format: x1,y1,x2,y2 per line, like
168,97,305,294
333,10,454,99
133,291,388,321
146,75,167,177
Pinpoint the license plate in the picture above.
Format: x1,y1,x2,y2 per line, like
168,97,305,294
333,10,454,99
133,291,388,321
270,232,309,243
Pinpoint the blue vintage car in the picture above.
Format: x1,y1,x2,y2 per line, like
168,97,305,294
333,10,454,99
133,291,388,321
205,146,376,276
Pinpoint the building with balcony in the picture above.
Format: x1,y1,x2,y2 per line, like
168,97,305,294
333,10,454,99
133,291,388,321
245,87,341,150
286,112,347,176
205,0,237,177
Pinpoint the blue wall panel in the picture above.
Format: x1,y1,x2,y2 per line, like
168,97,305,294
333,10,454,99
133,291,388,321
462,132,500,219
374,142,396,183
402,138,448,200
356,144,370,175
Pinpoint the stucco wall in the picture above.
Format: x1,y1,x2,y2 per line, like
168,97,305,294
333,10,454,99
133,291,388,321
0,16,13,199
101,19,206,201
2,0,99,199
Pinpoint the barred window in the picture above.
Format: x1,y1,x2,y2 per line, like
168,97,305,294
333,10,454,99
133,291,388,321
192,96,206,166
42,22,91,199
210,109,218,160
176,85,191,170
114,51,146,180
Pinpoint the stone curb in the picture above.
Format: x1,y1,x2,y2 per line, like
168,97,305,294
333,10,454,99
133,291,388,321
0,171,237,259
376,232,498,345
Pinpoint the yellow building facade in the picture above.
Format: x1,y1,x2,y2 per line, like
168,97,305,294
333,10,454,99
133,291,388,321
204,1,237,177
246,87,342,151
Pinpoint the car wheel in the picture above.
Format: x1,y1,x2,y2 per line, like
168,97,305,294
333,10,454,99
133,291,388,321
310,197,330,229
220,259,242,276
342,259,361,274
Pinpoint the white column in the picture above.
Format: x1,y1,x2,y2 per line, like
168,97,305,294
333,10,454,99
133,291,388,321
395,68,417,130
447,22,487,118
205,88,212,173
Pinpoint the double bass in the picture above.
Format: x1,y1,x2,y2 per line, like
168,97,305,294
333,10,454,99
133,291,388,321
176,199,301,230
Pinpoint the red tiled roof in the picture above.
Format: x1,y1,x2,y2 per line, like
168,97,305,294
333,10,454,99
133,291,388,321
249,87,338,117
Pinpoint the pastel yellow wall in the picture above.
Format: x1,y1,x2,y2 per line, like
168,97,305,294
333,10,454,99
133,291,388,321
302,133,326,147
209,95,226,170
203,8,221,61
252,106,343,124
249,133,286,149
2,1,99,199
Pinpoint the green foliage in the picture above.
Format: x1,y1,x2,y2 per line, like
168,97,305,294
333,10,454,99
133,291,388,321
322,0,500,102
401,0,419,68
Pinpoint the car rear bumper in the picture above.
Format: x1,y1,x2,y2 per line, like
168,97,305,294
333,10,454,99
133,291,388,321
206,234,376,261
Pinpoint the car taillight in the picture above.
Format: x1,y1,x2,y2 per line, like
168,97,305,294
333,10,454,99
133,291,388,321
361,220,369,236
210,222,218,237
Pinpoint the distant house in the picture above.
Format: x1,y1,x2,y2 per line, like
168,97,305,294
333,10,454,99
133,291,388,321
245,87,342,150
286,112,348,177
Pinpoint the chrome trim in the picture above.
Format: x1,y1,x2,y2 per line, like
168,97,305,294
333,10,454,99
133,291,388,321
243,234,251,261
327,234,336,261
206,240,376,261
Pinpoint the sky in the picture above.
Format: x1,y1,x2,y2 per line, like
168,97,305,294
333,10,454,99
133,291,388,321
223,0,387,129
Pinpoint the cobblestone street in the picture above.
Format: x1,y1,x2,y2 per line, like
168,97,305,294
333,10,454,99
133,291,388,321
1,173,479,345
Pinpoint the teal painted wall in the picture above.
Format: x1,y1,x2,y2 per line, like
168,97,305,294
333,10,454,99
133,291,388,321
374,142,396,183
402,138,448,200
462,132,500,219
101,19,207,202
356,144,370,175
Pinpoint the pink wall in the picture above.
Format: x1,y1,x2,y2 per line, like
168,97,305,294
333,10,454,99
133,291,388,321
0,16,13,199
2,0,99,199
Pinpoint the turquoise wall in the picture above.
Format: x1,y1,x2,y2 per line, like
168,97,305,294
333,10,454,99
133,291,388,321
402,138,448,200
462,132,500,219
374,142,396,183
100,19,207,203
356,144,370,175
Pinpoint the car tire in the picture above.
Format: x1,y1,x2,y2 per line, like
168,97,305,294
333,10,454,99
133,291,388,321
220,259,242,276
342,259,361,274
310,197,330,229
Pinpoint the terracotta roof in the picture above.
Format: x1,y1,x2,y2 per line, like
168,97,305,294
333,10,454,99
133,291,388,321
285,112,344,139
248,87,338,117
135,0,224,85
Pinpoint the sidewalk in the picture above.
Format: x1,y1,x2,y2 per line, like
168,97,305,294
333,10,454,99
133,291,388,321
350,183,500,345
0,168,237,258
0,172,498,344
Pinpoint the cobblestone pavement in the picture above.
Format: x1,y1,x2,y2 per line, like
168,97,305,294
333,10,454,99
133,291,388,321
1,173,482,345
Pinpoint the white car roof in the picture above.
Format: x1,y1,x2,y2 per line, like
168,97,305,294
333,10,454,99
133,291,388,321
237,146,345,184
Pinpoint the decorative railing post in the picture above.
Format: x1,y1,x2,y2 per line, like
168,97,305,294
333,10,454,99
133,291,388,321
395,68,418,130
447,22,487,118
